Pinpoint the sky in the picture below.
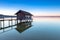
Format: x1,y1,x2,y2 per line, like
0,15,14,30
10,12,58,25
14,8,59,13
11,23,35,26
0,0,60,16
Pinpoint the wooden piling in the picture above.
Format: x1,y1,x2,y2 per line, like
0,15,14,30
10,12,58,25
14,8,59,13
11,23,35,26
9,20,10,27
17,15,18,24
3,17,4,32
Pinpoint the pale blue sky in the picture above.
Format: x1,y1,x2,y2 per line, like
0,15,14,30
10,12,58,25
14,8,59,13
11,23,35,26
0,0,60,16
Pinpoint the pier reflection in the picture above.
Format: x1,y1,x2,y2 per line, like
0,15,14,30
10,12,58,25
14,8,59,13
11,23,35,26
16,21,32,33
0,20,17,33
0,20,32,33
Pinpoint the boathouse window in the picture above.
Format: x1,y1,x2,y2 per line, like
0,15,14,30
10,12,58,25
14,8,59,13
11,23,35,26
25,15,30,18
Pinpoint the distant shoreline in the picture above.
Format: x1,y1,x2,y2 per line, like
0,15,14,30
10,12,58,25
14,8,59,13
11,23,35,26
33,16,60,18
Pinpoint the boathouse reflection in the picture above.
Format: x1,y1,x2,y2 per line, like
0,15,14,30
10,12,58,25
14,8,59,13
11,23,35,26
16,21,32,33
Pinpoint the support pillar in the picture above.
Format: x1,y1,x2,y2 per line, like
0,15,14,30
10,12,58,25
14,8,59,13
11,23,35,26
3,17,4,32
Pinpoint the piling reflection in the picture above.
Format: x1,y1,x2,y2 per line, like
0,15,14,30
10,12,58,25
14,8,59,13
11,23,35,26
16,21,32,33
0,21,2,29
0,20,32,33
0,20,17,33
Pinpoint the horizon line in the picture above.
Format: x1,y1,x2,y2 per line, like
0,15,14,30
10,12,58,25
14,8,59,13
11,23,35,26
33,16,60,18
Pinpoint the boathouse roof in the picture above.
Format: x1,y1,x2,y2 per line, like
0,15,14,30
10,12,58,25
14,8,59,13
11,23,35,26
15,10,33,16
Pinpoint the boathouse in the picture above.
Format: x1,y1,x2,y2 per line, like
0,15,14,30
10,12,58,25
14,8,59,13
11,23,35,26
15,10,33,22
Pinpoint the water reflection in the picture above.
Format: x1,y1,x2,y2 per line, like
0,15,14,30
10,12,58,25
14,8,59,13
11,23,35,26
0,21,2,29
0,20,17,33
0,20,32,34
16,21,32,33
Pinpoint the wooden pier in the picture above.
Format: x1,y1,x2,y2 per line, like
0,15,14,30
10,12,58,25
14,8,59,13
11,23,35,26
0,10,33,33
0,16,17,30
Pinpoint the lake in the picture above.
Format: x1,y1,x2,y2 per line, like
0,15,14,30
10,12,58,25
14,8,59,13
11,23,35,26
0,17,60,40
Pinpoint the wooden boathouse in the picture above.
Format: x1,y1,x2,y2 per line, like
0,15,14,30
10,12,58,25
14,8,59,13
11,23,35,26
0,10,33,32
15,10,33,23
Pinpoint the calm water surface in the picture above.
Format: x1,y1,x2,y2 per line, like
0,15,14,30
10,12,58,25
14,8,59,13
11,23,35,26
0,18,60,40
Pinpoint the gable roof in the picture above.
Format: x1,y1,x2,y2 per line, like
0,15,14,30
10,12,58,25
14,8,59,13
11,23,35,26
15,10,33,16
